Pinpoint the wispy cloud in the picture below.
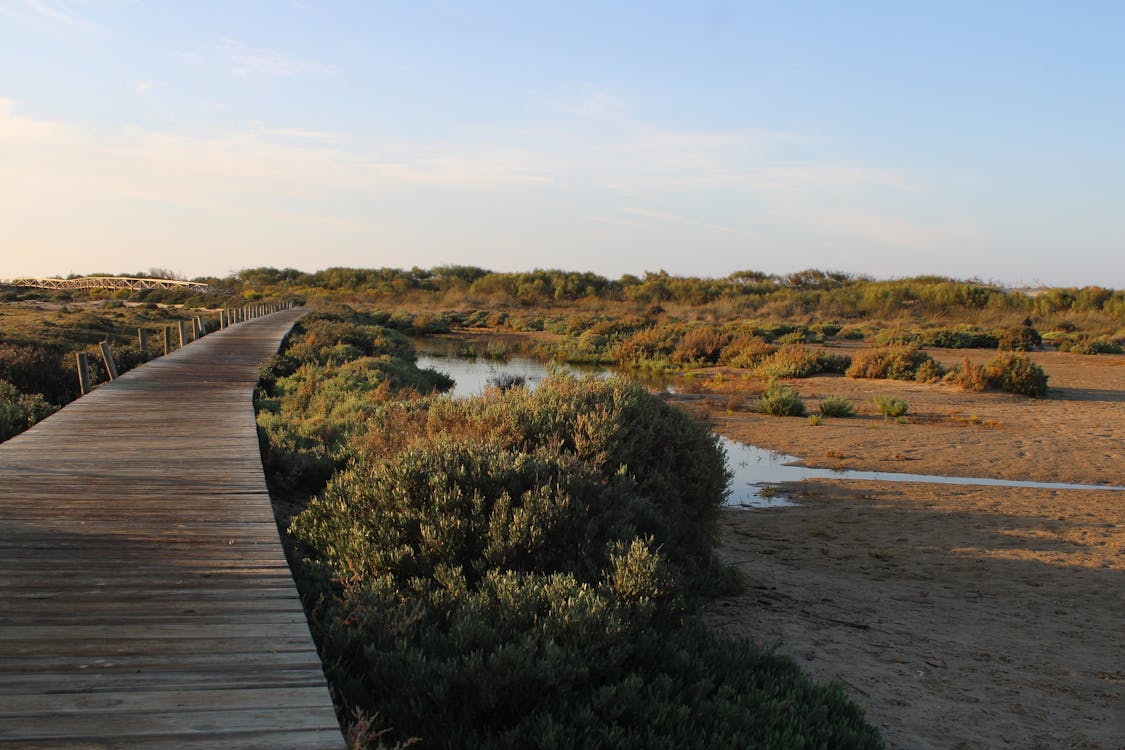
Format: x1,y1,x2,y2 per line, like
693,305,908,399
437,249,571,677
213,37,340,78
0,0,100,31
0,96,976,278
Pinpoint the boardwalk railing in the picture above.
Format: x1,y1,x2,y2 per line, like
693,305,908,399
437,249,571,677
0,306,345,748
0,276,210,292
78,301,296,396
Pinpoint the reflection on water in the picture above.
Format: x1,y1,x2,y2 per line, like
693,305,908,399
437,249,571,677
719,437,1125,505
415,350,599,399
414,336,1125,508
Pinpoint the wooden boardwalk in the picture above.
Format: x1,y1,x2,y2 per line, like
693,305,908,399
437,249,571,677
0,309,345,749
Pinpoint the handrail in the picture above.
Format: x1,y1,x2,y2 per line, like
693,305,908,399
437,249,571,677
0,276,210,292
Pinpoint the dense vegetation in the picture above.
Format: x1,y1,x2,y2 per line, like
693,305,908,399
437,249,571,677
6,264,1110,438
256,310,882,748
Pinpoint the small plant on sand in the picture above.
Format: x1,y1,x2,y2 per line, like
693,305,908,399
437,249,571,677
996,321,1042,351
756,381,806,417
818,395,856,418
945,357,988,391
846,345,943,382
807,414,823,426
874,395,908,419
984,352,1049,397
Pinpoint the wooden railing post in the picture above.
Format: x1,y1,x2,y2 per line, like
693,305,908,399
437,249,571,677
163,326,171,355
196,316,207,336
75,352,92,395
99,341,119,381
178,320,187,348
138,328,148,350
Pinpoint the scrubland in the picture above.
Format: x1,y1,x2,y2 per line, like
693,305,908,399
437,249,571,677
3,268,1123,747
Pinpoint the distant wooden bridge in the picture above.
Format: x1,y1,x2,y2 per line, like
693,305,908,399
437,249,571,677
0,308,345,748
0,276,210,292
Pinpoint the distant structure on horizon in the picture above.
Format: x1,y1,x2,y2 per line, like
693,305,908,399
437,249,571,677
0,276,209,293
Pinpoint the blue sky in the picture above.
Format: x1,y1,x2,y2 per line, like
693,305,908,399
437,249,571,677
1,1,1122,287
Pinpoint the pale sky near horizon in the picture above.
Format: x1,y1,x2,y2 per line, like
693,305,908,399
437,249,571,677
1,1,1122,287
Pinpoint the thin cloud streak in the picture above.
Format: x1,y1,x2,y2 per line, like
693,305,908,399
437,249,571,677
0,98,970,278
213,37,341,78
0,0,92,29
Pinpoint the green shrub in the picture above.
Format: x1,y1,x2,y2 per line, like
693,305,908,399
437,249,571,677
985,352,1049,397
756,382,806,417
836,325,870,340
671,325,731,365
996,323,1041,351
944,358,988,391
818,395,855,418
0,378,57,441
0,343,75,405
846,346,944,382
1048,334,1123,354
874,395,908,418
874,326,998,349
751,345,852,380
255,316,453,493
718,335,776,369
613,322,689,367
285,375,877,749
753,344,822,379
256,313,882,749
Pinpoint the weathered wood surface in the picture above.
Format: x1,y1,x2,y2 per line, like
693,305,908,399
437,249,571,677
0,309,345,749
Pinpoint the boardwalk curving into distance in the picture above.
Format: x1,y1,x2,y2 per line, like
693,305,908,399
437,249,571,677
0,309,345,749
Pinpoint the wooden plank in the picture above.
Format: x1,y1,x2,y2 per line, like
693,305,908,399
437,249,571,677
0,309,344,748
0,728,345,750
0,687,338,717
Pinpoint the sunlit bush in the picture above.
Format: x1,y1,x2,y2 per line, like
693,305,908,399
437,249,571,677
756,381,806,417
818,395,856,417
846,346,944,382
985,352,1049,397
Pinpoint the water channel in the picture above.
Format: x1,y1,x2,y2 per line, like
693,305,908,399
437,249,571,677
414,338,1125,508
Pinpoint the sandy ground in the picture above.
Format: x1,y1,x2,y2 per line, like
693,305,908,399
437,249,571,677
683,349,1124,749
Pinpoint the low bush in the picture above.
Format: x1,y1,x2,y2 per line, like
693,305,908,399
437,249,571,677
756,382,806,417
985,352,1049,397
874,326,998,349
0,378,57,441
671,325,731,365
283,372,877,748
256,312,883,748
996,322,1042,351
612,322,689,367
717,335,776,369
751,345,852,380
874,395,908,418
818,395,856,418
945,358,988,391
753,344,823,379
1045,333,1123,354
256,315,453,493
846,346,944,382
0,343,75,405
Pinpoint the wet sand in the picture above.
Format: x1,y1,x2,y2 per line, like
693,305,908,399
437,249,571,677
685,349,1124,749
